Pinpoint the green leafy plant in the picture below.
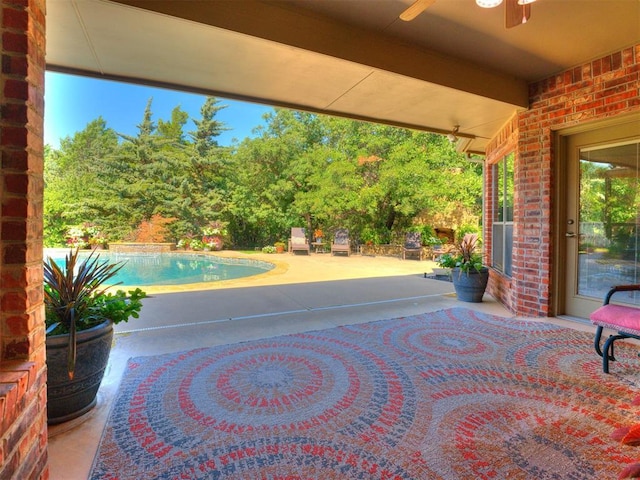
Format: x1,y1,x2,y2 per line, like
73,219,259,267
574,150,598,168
44,248,146,379
189,239,204,251
437,253,457,269
438,233,484,274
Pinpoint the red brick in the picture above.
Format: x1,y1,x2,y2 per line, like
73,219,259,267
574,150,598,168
0,382,18,431
2,197,28,217
1,220,26,240
1,54,27,76
3,338,31,359
1,102,28,123
3,174,29,195
2,7,28,30
604,90,636,104
1,126,27,147
611,51,623,70
592,58,604,77
3,244,27,264
2,290,28,311
5,315,31,335
0,371,28,400
1,149,28,169
2,31,27,54
2,269,28,295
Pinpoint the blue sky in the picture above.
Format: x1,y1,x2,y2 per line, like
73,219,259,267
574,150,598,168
44,72,274,149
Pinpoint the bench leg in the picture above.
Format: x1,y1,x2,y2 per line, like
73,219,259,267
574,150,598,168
602,334,615,374
595,326,624,374
601,332,637,374
595,326,616,358
594,326,605,358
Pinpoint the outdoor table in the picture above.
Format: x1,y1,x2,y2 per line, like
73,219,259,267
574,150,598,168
311,242,326,253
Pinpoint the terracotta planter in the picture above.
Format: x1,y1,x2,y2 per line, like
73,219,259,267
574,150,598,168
451,267,489,303
46,320,114,424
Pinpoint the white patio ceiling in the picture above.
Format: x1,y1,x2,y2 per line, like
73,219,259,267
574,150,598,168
46,0,640,153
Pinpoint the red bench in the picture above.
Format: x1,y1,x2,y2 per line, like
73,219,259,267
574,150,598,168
591,284,640,374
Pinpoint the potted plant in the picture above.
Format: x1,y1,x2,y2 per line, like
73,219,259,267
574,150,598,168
438,233,489,302
44,248,146,424
202,221,228,251
274,241,286,253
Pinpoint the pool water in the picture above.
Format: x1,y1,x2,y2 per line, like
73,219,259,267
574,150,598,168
44,252,274,287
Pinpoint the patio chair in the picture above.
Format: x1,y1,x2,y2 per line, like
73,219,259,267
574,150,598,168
402,231,423,260
591,284,640,373
289,227,310,255
331,229,350,256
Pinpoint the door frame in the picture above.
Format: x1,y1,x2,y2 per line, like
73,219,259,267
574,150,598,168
553,112,640,317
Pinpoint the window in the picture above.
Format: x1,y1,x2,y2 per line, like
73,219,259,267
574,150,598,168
492,153,514,276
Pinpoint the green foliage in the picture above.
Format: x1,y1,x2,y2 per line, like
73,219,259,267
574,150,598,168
43,248,147,377
88,288,146,327
407,225,441,246
437,253,457,268
455,224,481,243
44,118,119,246
44,98,483,249
438,234,484,274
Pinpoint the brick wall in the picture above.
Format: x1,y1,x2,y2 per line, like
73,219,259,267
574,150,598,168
0,0,48,478
485,44,640,317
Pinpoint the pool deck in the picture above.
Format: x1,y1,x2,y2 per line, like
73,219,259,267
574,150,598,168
46,250,592,479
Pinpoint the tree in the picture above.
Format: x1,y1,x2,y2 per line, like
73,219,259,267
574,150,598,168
44,98,483,249
44,118,119,246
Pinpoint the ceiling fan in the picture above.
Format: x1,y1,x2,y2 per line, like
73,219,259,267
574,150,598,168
399,0,535,28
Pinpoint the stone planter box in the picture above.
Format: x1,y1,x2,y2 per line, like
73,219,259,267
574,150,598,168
361,244,436,259
108,242,175,254
360,244,402,257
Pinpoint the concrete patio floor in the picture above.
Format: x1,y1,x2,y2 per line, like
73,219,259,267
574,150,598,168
46,251,591,479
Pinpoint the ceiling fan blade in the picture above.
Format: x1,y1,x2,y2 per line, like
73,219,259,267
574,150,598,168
399,0,436,21
505,0,531,28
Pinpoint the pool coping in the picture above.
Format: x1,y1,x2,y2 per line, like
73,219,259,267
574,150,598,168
43,249,287,295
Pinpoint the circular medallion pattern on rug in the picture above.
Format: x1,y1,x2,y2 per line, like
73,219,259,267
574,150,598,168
111,333,421,476
91,308,639,479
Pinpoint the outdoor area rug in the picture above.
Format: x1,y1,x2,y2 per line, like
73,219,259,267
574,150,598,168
90,307,640,479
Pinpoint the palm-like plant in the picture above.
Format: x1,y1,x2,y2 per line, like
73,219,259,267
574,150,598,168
44,248,145,379
458,233,484,273
438,233,484,274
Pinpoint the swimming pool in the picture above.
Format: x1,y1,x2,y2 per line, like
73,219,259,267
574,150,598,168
44,251,275,287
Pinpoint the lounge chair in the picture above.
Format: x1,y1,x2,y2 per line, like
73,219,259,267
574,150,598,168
402,231,423,260
331,229,350,256
289,227,310,255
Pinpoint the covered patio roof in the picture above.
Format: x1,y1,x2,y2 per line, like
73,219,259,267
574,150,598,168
46,0,639,154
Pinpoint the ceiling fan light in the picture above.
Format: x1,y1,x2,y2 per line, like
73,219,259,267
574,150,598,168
517,0,536,4
476,0,503,7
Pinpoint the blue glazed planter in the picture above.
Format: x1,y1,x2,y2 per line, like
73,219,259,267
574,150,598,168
451,267,489,302
46,320,113,424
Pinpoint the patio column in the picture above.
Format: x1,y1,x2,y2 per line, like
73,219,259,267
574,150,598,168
0,0,48,477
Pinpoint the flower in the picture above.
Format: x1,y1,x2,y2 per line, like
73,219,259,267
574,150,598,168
314,229,323,238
